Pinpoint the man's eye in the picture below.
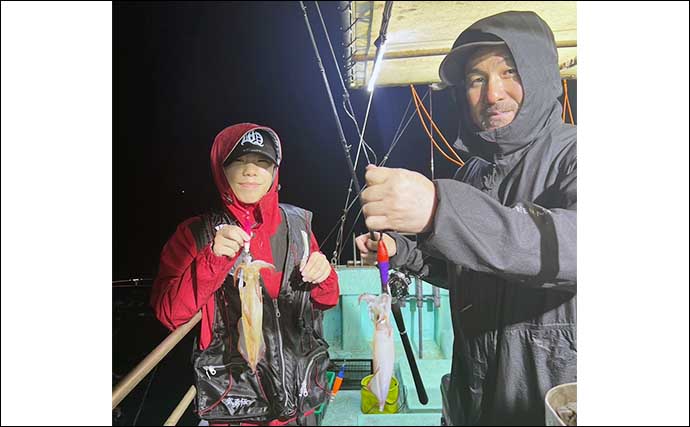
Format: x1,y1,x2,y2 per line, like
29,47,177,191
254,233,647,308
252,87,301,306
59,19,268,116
467,76,484,86
506,68,517,76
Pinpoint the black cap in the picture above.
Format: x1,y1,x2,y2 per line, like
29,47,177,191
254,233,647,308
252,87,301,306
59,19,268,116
224,129,278,166
439,31,506,87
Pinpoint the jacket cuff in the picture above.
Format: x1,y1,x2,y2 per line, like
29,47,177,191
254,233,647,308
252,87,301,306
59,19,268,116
198,243,233,276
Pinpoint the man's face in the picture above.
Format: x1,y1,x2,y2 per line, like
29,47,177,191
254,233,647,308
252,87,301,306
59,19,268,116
464,45,524,131
223,153,276,204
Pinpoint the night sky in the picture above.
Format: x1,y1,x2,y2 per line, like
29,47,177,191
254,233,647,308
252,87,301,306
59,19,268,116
114,2,575,281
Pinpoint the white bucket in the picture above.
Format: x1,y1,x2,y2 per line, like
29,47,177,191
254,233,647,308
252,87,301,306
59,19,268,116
545,382,577,426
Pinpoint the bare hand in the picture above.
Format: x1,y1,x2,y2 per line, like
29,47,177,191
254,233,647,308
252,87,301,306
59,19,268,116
300,252,331,284
361,165,437,233
355,232,397,266
212,225,251,258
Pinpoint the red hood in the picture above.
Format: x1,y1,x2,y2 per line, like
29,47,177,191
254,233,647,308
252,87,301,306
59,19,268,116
210,123,283,234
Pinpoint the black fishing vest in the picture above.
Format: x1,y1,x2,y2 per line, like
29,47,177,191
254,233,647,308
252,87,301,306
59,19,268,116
190,204,331,423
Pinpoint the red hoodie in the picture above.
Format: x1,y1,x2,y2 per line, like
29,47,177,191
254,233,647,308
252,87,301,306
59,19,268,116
151,123,339,350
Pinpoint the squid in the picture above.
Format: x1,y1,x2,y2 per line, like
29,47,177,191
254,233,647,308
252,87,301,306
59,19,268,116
359,292,395,411
234,259,274,373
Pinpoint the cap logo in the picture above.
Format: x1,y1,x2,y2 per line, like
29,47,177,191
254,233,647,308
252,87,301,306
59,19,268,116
240,131,264,147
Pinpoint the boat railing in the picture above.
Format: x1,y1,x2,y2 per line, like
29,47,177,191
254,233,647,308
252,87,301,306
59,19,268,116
112,310,201,425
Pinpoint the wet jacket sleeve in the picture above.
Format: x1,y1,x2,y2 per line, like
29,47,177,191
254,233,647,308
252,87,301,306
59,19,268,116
386,232,449,289
388,232,425,273
308,232,340,310
419,172,577,283
150,217,235,331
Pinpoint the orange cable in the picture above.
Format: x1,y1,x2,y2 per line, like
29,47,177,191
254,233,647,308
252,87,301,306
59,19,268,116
411,89,464,168
410,85,465,166
411,86,464,167
411,85,464,164
564,79,575,124
410,86,464,167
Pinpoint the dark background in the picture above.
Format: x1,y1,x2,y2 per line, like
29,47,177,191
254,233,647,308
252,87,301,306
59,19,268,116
113,2,576,424
114,1,577,281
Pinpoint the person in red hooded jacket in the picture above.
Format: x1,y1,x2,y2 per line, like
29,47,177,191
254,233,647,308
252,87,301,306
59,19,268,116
151,123,339,426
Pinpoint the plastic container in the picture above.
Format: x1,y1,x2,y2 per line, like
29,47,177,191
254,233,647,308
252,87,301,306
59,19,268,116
360,374,400,414
314,371,336,425
328,358,372,390
545,382,577,426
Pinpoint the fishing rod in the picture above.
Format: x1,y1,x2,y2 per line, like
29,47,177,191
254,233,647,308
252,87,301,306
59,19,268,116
314,0,375,264
299,1,428,405
299,1,365,216
112,278,152,288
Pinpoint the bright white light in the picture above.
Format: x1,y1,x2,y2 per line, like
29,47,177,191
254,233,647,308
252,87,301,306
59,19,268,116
367,42,387,92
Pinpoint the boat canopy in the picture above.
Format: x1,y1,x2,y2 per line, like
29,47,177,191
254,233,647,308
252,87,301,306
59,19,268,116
341,1,577,89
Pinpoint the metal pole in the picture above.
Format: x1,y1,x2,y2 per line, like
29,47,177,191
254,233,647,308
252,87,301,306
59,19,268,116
351,40,578,61
352,233,357,266
416,276,424,359
432,284,441,308
429,85,434,180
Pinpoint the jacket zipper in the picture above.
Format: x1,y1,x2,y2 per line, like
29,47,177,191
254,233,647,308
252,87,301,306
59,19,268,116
273,287,292,412
299,290,309,326
298,349,328,397
202,364,226,379
274,206,293,410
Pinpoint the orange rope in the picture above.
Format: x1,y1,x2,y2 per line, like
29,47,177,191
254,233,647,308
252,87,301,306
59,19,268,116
562,79,575,124
410,85,465,167
410,86,464,167
411,85,464,164
564,79,575,124
411,89,464,168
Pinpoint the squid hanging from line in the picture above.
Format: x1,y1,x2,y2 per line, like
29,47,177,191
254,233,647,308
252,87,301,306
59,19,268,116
234,258,274,373
359,292,395,412
233,230,308,373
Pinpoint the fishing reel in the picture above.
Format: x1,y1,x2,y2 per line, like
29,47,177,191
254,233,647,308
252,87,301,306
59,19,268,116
387,263,433,305
387,270,410,303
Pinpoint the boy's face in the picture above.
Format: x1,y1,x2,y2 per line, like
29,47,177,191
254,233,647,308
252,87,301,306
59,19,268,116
223,153,276,204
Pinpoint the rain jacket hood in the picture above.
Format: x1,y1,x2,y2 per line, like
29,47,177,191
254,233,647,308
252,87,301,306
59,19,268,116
210,123,283,235
447,11,564,158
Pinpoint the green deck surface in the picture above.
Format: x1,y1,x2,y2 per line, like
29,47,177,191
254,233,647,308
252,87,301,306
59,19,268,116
320,267,452,426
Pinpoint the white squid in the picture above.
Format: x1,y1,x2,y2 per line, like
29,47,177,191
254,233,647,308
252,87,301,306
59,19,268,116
359,293,395,411
234,259,274,373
